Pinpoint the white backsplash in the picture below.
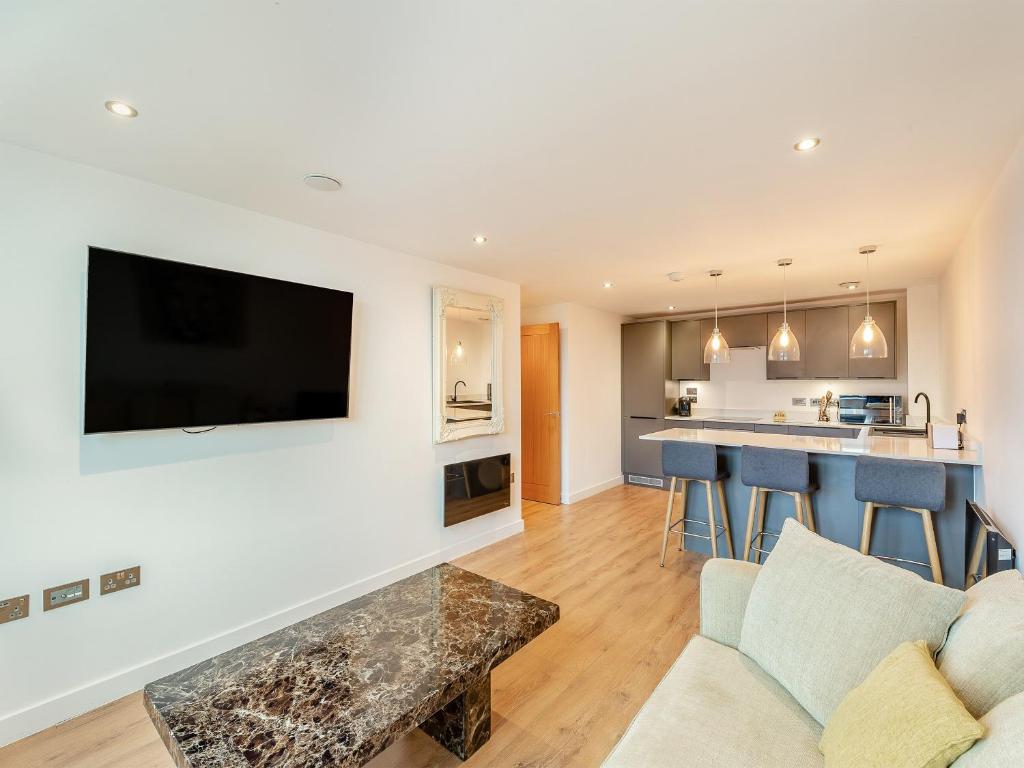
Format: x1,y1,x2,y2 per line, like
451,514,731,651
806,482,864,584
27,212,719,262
678,347,908,420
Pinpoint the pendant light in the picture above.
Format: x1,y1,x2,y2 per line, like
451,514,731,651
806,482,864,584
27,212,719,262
849,245,888,359
703,270,731,364
768,258,801,361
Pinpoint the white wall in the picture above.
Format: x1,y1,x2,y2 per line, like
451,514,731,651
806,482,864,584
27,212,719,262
939,135,1024,565
0,143,523,745
905,283,943,424
522,303,622,503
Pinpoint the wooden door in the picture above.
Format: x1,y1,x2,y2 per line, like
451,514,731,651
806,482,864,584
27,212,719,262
521,323,561,504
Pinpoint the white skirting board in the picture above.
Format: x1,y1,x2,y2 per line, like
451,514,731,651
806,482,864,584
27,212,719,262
562,475,624,505
0,518,525,748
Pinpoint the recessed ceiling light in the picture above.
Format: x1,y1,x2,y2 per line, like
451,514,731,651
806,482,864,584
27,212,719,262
104,100,138,118
303,173,342,192
602,281,614,288
793,137,821,152
839,281,860,291
473,235,488,245
668,305,676,311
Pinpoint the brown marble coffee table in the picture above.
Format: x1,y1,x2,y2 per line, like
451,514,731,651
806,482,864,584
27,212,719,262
144,563,559,767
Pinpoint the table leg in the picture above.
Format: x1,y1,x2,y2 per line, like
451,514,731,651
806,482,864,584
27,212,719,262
420,673,491,760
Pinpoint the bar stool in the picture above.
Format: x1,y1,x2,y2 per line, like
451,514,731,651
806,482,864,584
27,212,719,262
659,442,734,565
741,446,817,563
856,456,946,584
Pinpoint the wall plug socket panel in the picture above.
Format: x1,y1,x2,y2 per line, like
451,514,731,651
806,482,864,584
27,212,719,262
43,579,89,612
100,565,142,595
810,398,822,406
0,595,30,625
792,397,808,407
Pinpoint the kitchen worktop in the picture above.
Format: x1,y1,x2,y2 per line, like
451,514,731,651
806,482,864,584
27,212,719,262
664,410,927,432
641,426,982,465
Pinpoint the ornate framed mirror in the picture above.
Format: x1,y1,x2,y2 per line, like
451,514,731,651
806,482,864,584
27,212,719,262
432,287,504,443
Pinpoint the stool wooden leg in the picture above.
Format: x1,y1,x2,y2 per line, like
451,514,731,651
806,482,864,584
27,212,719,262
792,492,804,527
966,525,986,586
704,481,719,559
743,486,759,562
803,494,816,534
678,479,688,551
659,477,676,567
918,507,944,585
716,480,734,559
754,490,767,564
859,502,875,555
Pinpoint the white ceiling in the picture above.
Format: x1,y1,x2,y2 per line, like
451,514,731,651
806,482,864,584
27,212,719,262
3,1,1024,316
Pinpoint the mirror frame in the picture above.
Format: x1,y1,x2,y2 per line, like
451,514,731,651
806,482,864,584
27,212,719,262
432,286,505,443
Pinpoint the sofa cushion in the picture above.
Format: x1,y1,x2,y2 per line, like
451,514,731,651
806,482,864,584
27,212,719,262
819,640,983,768
602,635,823,768
951,691,1024,766
738,519,966,725
938,569,1024,717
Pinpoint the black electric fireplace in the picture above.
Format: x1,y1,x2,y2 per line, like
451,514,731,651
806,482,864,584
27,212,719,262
443,454,511,527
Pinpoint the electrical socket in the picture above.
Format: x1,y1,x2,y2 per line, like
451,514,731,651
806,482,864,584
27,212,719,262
0,595,30,625
792,397,808,407
100,565,141,595
810,398,821,406
43,579,89,612
685,387,698,396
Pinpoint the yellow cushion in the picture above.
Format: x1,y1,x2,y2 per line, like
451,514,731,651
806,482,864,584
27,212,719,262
820,640,984,768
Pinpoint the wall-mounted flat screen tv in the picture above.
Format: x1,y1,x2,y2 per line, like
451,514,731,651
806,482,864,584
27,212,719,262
84,247,353,434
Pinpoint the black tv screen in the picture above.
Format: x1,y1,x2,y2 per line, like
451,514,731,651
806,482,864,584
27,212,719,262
84,247,353,434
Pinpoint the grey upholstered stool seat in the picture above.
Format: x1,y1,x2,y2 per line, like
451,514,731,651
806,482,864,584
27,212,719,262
659,442,734,565
856,456,946,584
740,445,817,563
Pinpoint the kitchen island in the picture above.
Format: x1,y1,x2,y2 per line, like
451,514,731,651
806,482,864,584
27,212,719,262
641,427,982,588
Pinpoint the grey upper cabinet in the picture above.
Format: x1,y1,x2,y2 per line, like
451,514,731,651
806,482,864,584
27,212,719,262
847,301,897,379
765,310,806,379
804,306,850,379
671,320,705,381
622,321,672,418
702,313,768,349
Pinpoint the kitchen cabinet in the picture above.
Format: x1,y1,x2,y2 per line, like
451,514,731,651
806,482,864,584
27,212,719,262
702,420,757,432
671,319,706,381
622,417,666,481
622,321,672,418
804,306,850,379
847,301,897,379
789,425,862,438
754,423,790,434
765,310,807,379
700,313,768,352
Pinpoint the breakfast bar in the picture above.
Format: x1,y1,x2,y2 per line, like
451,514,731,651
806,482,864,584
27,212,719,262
641,427,982,588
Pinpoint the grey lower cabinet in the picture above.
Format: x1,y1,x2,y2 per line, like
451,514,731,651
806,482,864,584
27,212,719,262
765,310,806,379
804,306,850,379
670,320,706,381
754,423,790,434
702,421,757,432
789,425,863,438
622,417,667,484
622,321,672,417
847,301,897,379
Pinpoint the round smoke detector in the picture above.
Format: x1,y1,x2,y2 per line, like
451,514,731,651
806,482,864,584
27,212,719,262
304,173,343,192
667,271,685,282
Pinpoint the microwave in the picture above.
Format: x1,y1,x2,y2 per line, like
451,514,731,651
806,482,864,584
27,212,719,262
838,395,905,426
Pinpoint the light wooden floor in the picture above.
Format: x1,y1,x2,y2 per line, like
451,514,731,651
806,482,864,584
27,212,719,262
0,485,705,768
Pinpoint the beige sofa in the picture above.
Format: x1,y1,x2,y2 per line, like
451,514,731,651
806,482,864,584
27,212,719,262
603,521,1024,767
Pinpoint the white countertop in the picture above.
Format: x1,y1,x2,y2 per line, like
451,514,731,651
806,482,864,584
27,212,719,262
664,413,926,432
641,427,982,466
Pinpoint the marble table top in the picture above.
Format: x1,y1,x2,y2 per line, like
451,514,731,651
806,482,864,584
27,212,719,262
145,564,559,768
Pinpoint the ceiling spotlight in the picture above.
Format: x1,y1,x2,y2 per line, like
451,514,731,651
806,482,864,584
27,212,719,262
602,281,614,289
667,271,685,282
303,174,343,192
668,305,676,311
793,137,821,152
839,281,860,291
473,235,488,245
104,100,138,118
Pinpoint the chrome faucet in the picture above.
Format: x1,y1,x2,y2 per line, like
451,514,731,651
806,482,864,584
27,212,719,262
914,392,932,425
453,380,467,403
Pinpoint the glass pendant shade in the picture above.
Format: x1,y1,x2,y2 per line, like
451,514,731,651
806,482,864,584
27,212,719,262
703,328,731,364
768,258,800,362
768,321,801,361
850,315,888,358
